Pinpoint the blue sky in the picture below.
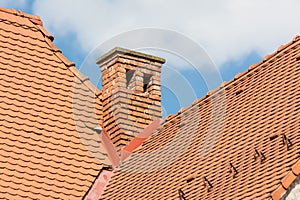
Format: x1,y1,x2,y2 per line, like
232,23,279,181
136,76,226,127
1,0,299,117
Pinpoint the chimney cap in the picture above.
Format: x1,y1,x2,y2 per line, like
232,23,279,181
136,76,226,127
96,47,166,65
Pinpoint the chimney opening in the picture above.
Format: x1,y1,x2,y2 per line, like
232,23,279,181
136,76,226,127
143,73,152,93
126,69,135,88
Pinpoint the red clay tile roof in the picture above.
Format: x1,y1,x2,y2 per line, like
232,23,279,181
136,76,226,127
0,8,110,199
272,159,300,199
101,36,300,199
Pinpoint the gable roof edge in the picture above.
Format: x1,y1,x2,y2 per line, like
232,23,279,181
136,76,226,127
160,35,300,127
209,35,300,101
27,19,102,98
0,7,42,22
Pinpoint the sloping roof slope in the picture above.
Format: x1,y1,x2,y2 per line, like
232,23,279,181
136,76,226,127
102,36,300,199
0,8,110,199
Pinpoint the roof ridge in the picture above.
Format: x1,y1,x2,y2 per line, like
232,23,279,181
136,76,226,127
23,13,102,98
0,7,102,98
161,35,300,126
211,35,300,98
0,7,42,23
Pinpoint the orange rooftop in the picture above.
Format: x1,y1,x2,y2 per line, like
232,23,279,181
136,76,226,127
0,7,300,200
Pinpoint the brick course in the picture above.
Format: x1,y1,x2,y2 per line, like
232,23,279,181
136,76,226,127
97,48,165,148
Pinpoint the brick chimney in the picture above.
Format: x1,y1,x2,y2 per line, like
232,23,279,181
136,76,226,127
97,48,165,148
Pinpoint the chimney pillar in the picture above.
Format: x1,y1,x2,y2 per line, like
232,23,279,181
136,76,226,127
97,48,165,148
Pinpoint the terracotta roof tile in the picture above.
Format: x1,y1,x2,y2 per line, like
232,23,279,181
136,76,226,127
101,36,300,199
268,159,300,199
281,171,297,190
292,159,300,176
0,7,110,199
271,185,286,200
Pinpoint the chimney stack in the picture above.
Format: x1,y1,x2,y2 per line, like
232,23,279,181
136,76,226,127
97,48,165,148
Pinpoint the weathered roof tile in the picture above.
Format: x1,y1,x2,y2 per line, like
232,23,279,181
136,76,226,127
0,7,110,199
101,36,300,199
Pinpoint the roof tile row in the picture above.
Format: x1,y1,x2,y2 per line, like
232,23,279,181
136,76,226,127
102,37,300,199
0,7,109,199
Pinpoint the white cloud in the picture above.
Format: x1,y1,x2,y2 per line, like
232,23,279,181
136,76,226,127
32,0,299,67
